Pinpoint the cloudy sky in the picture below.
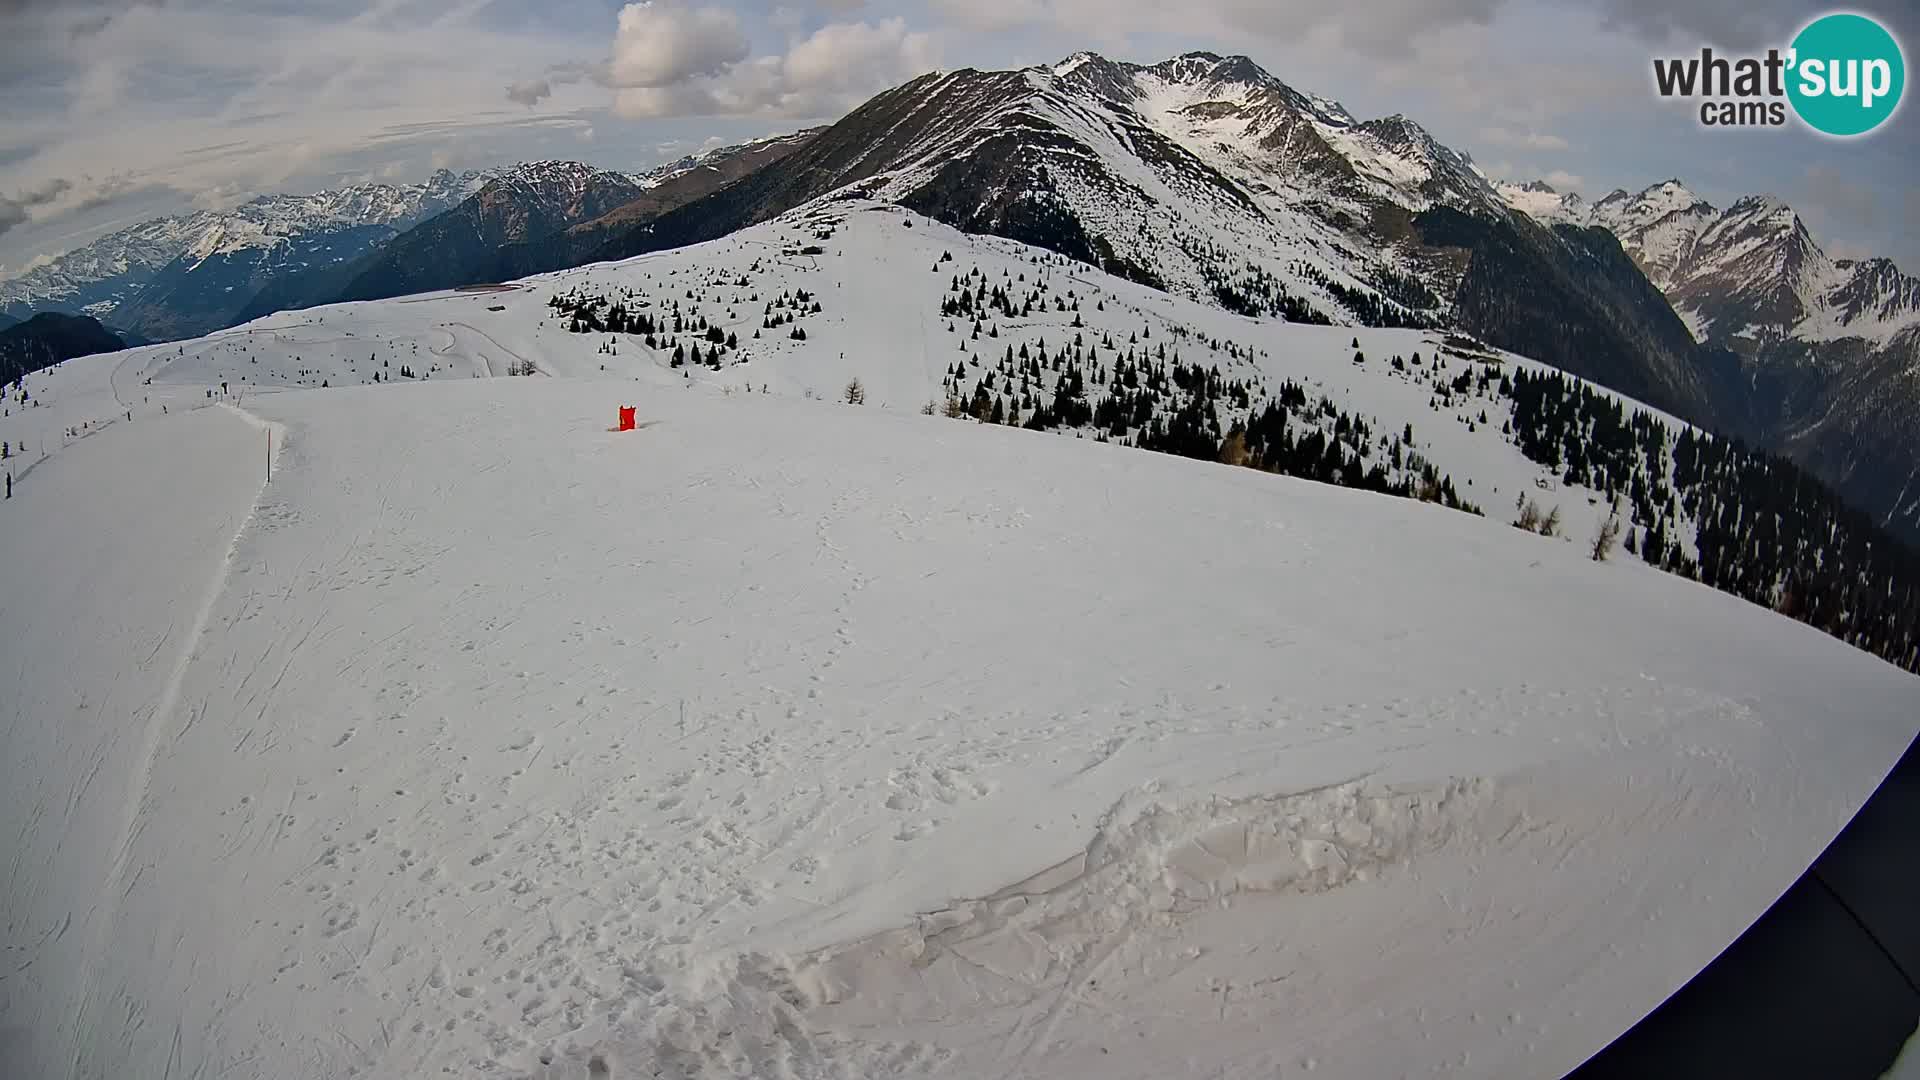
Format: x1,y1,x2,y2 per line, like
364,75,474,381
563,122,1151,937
0,0,1914,275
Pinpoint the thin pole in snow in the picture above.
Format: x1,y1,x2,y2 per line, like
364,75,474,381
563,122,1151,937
266,429,272,483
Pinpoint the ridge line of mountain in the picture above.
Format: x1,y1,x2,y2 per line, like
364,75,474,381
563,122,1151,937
4,49,1914,541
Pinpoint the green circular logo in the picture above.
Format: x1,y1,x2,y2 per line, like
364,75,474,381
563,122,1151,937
1787,13,1905,136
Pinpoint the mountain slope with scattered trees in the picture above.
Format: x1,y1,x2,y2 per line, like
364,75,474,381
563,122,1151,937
1501,178,1920,545
0,313,126,386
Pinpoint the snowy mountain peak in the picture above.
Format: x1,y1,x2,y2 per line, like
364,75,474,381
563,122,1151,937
1150,51,1275,88
1629,179,1709,220
1356,114,1444,157
1032,50,1357,128
1724,193,1794,223
487,160,621,196
1052,51,1101,77
1495,179,1590,224
1315,112,1499,213
1584,180,1714,239
1531,175,1920,349
465,162,650,238
1818,256,1920,340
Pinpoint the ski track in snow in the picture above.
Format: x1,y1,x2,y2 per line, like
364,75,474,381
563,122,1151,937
72,404,282,1076
0,404,269,1080
0,206,1915,1080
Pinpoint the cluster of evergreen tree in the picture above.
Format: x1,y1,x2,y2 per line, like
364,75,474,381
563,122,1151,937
934,303,1482,519
1206,261,1331,324
1505,368,1919,673
1289,264,1434,329
544,276,826,371
1371,266,1445,317
1229,392,1475,510
1171,248,1443,330
760,288,821,333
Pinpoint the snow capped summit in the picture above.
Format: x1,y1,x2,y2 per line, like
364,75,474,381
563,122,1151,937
1501,175,1723,297
1052,50,1101,77
1821,257,1920,336
0,214,216,318
1037,50,1356,129
1148,50,1277,89
1495,168,1920,535
1584,179,1714,241
1494,179,1589,224
485,159,618,200
1501,174,1919,347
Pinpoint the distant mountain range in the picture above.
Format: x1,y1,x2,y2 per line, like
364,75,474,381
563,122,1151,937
238,132,817,321
1495,177,1920,348
1,54,1914,541
232,161,649,320
0,170,487,340
1496,177,1920,539
0,135,821,343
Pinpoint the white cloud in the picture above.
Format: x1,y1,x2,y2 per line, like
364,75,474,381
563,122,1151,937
0,1,594,241
610,2,751,89
785,19,934,93
612,16,936,119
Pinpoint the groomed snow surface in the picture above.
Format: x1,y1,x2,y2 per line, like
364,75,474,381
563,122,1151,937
2,209,1917,1080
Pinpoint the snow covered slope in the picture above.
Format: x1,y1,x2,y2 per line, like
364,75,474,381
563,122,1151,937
3,348,1914,1080
3,200,1916,1079
12,201,1692,550
0,404,269,1080
572,53,1721,468
1493,180,1587,225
